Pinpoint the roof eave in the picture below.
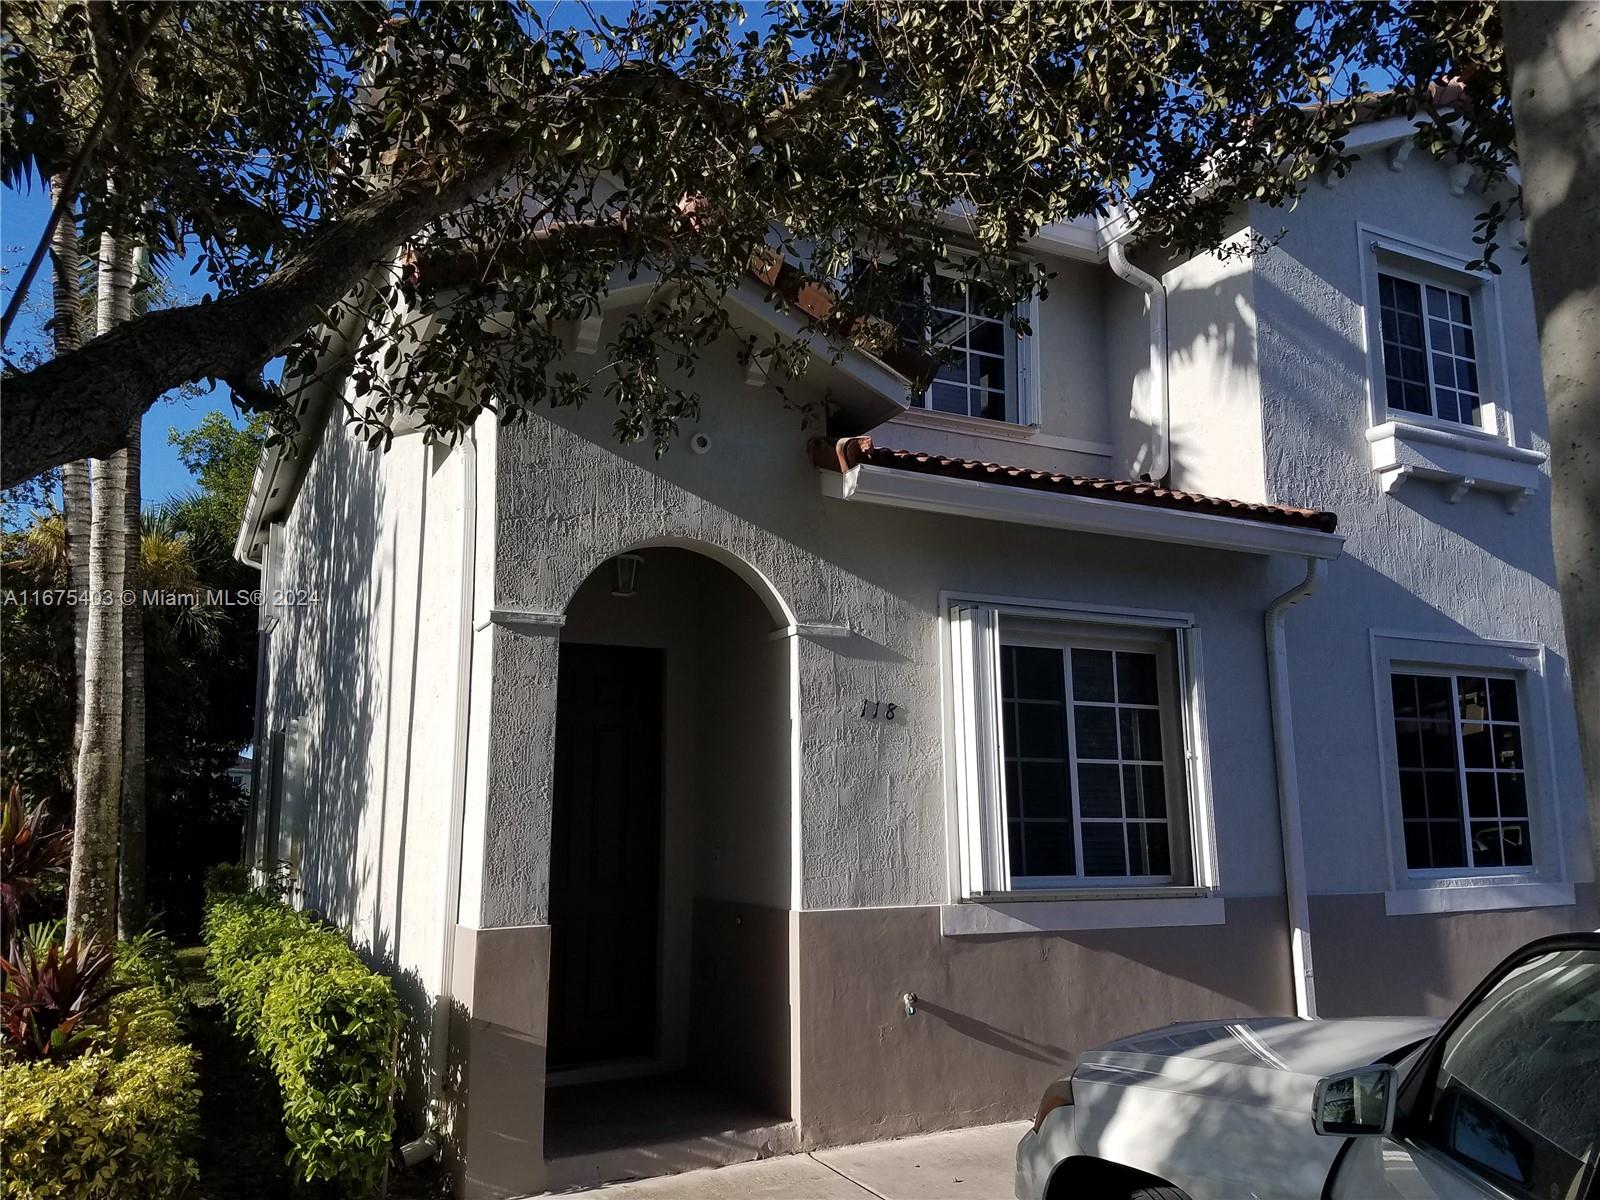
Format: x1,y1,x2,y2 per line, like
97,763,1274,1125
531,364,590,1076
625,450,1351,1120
823,462,1344,560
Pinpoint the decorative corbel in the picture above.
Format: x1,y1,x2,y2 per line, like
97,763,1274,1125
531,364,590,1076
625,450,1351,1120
1379,464,1414,496
573,314,605,355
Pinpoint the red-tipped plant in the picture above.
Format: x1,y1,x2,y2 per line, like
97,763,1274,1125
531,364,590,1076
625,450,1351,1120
1,927,118,1060
0,783,71,944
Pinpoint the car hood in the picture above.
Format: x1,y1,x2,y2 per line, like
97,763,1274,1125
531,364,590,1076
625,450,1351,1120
1075,1016,1441,1112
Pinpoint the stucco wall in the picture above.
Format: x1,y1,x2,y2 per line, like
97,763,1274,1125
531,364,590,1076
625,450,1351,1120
474,330,1304,931
794,899,1293,1147
260,409,490,1102
1162,230,1268,503
1249,152,1593,898
1035,256,1114,448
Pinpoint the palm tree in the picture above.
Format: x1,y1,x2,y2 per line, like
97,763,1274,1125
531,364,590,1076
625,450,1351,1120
65,233,133,947
47,175,90,764
117,245,152,937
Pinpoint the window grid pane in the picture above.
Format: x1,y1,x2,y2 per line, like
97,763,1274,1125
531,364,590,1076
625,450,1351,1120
911,277,1016,422
999,642,1178,884
1070,648,1169,878
1377,272,1481,427
999,645,1076,877
1391,671,1531,872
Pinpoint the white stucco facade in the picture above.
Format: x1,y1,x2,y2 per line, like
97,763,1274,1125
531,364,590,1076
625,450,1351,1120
242,132,1595,1197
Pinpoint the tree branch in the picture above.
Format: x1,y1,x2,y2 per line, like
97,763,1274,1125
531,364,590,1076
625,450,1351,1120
2,127,525,487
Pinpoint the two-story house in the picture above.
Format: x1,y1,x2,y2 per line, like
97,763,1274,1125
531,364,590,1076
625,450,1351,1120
235,116,1594,1198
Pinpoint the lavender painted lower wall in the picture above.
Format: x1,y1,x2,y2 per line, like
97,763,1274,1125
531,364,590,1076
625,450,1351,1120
792,898,1294,1148
1310,884,1599,1017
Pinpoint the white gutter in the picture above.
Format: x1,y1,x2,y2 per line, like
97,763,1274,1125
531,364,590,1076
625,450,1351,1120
1264,557,1328,1020
823,464,1343,561
401,427,479,1167
1106,218,1171,485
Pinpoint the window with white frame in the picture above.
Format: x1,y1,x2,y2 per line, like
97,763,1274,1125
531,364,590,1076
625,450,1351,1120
853,258,1030,425
951,604,1200,895
919,275,1022,423
1389,670,1531,872
1377,270,1483,427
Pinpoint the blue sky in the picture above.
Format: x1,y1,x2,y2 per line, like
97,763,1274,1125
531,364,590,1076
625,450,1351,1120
2,181,250,508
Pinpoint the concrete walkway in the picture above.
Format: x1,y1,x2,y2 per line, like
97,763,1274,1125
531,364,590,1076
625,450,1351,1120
555,1121,1028,1199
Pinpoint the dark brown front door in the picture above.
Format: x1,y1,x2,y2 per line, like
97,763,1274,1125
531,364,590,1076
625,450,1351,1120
548,644,664,1071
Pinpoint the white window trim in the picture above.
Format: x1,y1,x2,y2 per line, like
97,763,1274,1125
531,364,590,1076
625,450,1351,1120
1356,224,1547,508
1356,223,1514,442
850,255,1041,429
1368,632,1571,915
942,593,1220,927
887,404,1115,458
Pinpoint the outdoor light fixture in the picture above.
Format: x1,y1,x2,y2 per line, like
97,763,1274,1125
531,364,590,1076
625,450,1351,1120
611,553,643,598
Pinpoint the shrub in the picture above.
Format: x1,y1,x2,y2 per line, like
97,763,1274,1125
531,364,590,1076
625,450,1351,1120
0,785,70,944
202,860,249,900
115,928,185,998
1,928,117,1061
0,933,198,1199
203,891,403,1196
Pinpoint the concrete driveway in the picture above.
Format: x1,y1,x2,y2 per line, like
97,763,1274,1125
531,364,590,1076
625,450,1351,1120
555,1122,1028,1199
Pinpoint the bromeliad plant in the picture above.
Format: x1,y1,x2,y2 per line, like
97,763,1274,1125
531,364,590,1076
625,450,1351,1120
0,925,118,1061
0,782,71,945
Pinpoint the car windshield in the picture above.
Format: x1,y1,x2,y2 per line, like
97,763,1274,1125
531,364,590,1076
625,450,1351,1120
1424,946,1600,1193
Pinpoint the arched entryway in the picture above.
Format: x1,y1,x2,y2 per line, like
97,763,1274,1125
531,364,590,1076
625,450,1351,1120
542,546,795,1170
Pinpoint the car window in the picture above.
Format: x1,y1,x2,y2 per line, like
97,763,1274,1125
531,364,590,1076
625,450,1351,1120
1420,947,1600,1198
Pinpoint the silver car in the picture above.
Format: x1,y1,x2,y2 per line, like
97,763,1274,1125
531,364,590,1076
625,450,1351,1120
1016,933,1600,1200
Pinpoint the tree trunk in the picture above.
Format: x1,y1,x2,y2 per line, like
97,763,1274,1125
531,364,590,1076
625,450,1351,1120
1502,1,1600,881
117,246,150,938
65,234,134,948
48,174,92,784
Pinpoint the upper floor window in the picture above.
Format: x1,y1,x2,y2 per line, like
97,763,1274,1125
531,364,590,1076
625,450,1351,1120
853,256,1034,426
1390,670,1530,872
920,276,1021,424
950,602,1207,896
1378,271,1482,427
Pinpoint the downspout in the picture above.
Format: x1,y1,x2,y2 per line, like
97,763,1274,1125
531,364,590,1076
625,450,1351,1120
1106,219,1171,484
401,428,478,1166
1264,556,1326,1020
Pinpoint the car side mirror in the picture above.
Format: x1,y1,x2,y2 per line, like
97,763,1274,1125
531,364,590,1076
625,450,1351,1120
1312,1065,1398,1137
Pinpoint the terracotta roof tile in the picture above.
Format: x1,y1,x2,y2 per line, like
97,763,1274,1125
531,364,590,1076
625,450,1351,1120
810,436,1338,534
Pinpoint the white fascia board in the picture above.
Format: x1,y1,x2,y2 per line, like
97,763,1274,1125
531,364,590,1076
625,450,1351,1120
824,464,1344,560
233,442,285,568
233,274,382,566
1024,217,1110,263
729,278,914,410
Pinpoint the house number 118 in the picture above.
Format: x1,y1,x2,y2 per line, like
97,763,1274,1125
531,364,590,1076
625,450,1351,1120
860,700,898,721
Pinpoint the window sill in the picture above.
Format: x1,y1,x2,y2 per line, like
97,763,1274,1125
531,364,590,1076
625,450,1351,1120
890,405,1114,457
1383,879,1574,917
941,891,1224,936
1367,419,1546,512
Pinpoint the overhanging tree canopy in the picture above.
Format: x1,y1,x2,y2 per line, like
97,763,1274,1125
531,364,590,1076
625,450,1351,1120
1,0,1515,488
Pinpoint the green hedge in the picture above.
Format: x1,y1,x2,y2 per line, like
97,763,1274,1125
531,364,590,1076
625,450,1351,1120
0,937,199,1200
202,889,402,1196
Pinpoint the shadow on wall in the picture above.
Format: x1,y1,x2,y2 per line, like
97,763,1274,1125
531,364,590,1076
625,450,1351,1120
270,419,388,935
266,421,460,1116
915,999,1072,1068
